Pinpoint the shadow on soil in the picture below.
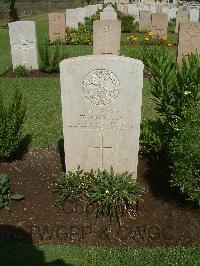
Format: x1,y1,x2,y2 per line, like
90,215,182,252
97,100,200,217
143,156,197,208
0,225,74,266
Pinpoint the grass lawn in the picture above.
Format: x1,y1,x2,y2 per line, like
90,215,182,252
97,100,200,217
0,12,196,265
0,78,155,148
1,242,200,266
0,11,161,148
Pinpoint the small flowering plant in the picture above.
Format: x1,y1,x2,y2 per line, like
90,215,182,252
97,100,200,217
126,35,138,45
65,25,93,45
126,31,173,48
143,32,172,47
54,167,144,226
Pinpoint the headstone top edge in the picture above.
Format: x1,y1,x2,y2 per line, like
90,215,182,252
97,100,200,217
60,55,144,68
8,21,35,26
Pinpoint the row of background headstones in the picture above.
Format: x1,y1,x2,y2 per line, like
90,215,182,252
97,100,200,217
60,0,199,173
8,3,200,70
7,2,199,175
49,2,199,43
63,2,200,30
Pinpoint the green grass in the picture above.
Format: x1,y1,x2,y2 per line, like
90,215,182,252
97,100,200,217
0,12,198,266
0,78,155,148
0,11,178,73
0,11,163,148
1,242,200,266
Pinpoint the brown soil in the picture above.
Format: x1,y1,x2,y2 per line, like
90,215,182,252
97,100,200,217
2,70,60,78
0,148,200,247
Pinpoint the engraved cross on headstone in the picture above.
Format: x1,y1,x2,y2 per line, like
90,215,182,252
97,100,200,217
90,134,113,169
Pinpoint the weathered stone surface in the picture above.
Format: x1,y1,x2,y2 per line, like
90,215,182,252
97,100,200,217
175,10,188,33
149,5,157,13
189,8,199,22
128,4,140,21
139,10,152,32
84,4,98,18
151,13,168,36
66,9,78,29
48,13,65,43
60,55,144,177
8,21,38,69
168,7,177,20
76,7,85,25
100,5,117,20
156,4,163,13
93,20,121,55
177,21,200,64
123,4,128,15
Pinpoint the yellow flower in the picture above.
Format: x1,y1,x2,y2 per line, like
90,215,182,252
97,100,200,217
132,37,138,41
144,37,149,41
168,43,173,47
148,31,154,36
162,36,167,41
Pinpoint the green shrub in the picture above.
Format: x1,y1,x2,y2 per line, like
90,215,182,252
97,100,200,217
131,46,172,72
169,107,200,205
65,26,93,45
140,119,162,156
39,39,68,73
54,167,96,205
0,89,26,160
83,4,137,33
140,53,200,155
0,173,24,210
120,15,137,33
13,65,30,77
84,8,101,32
54,167,144,226
88,168,144,226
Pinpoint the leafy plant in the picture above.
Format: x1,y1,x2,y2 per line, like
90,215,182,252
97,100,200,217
54,167,96,206
169,107,200,205
54,167,144,226
131,46,172,72
65,26,93,45
140,53,200,155
39,39,68,73
0,89,26,160
120,15,137,33
140,119,162,156
13,65,30,77
87,168,144,226
0,173,24,211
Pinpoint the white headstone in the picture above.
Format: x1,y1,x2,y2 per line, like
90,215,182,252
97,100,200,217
104,0,116,4
149,5,157,13
100,5,117,20
175,10,188,33
168,7,177,20
139,10,152,32
128,4,140,21
76,7,85,25
66,9,78,30
85,5,98,18
142,5,150,11
117,3,124,13
177,21,200,64
93,20,121,55
8,21,38,70
189,9,199,22
162,6,170,20
60,55,144,177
